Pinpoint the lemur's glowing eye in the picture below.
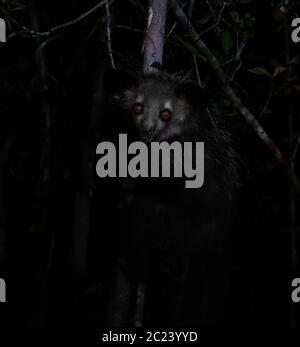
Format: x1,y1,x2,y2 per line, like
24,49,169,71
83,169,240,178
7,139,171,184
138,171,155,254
132,103,143,115
160,109,172,122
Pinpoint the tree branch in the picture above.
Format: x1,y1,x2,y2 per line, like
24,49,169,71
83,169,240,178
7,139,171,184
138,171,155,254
143,0,168,70
169,0,300,197
3,0,113,40
105,0,116,69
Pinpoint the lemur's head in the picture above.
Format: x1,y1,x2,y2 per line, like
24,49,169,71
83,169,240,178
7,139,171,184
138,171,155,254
105,70,208,142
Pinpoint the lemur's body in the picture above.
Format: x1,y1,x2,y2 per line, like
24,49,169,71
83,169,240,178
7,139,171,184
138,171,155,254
101,71,239,326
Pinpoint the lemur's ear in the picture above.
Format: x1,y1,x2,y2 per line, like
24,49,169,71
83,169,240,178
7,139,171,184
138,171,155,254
103,69,138,95
175,82,208,111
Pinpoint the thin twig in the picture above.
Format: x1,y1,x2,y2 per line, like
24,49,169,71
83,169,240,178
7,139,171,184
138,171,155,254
127,0,146,13
193,54,203,88
205,0,217,22
66,19,101,80
229,33,248,81
165,1,187,40
188,0,196,21
105,0,116,69
0,135,15,261
47,0,113,35
291,134,300,168
115,24,144,34
199,1,226,37
2,0,113,40
259,83,275,119
133,282,147,327
34,34,63,63
29,0,56,275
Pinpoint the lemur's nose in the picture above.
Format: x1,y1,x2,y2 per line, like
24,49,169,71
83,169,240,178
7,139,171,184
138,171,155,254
139,120,155,141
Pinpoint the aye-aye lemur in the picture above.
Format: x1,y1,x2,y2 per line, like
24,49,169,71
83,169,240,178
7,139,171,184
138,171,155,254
99,69,240,326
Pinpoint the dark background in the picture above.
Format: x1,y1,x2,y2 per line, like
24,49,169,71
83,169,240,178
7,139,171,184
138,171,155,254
0,0,299,327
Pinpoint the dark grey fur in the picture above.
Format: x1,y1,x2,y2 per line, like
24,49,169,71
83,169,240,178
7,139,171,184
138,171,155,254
103,71,240,326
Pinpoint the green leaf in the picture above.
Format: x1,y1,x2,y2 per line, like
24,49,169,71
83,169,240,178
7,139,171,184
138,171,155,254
293,85,300,92
230,11,240,23
279,6,287,13
196,14,212,26
175,35,207,62
241,13,256,29
11,5,27,11
0,0,26,11
288,56,300,65
273,66,287,78
248,66,272,78
261,107,272,116
221,31,234,55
